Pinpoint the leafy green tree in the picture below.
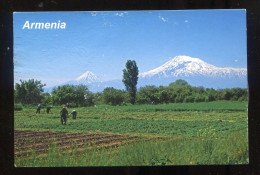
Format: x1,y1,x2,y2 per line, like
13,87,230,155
159,90,170,104
221,89,232,100
75,85,89,107
103,87,125,105
205,88,218,101
197,86,205,93
51,84,89,106
52,85,75,105
93,92,103,105
84,92,95,106
169,79,189,87
137,85,159,104
184,95,195,103
230,88,247,101
15,79,45,105
41,93,53,106
122,60,139,104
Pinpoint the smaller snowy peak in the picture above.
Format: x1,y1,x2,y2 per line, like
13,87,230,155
75,71,100,83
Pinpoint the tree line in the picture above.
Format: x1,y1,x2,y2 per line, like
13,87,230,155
14,78,247,107
14,60,247,107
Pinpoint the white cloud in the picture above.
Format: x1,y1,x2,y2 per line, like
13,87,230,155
234,59,238,62
159,15,167,23
115,12,128,17
91,12,97,16
184,20,189,23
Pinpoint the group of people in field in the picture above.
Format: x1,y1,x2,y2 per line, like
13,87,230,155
36,103,77,125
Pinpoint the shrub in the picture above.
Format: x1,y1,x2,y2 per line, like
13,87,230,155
184,96,194,103
14,104,23,111
174,96,183,103
103,87,125,106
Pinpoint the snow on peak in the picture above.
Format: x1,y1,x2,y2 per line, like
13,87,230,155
172,55,203,63
160,55,208,69
140,55,247,78
75,71,100,83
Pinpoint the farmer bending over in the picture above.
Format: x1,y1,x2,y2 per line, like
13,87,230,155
60,106,68,125
71,110,77,120
46,106,52,114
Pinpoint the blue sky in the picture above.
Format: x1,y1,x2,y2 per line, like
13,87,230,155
14,10,246,87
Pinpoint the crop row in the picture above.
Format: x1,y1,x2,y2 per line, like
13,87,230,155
15,130,138,158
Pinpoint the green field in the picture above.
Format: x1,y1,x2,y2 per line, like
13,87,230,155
14,101,248,166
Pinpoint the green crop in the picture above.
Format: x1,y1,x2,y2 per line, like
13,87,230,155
14,101,248,166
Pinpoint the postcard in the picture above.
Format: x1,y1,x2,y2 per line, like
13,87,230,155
14,10,248,166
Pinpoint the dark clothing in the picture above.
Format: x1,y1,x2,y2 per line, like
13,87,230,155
61,115,67,125
36,104,41,114
46,107,52,114
71,110,77,120
60,108,68,125
36,108,41,114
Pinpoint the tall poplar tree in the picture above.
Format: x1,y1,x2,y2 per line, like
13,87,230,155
122,60,139,104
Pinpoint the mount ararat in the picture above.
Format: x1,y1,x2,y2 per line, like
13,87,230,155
44,56,247,93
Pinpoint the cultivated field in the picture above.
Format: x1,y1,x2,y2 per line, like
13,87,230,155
14,101,248,166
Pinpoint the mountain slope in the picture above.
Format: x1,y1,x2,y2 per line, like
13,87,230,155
139,55,247,89
140,56,247,79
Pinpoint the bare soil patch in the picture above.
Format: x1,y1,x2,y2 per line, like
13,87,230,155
15,130,138,157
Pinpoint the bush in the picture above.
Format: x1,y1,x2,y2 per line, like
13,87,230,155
136,95,149,104
238,96,247,102
68,102,77,108
194,96,205,103
41,94,53,106
84,93,95,107
174,96,183,103
184,96,194,103
14,104,23,111
103,87,125,106
159,90,170,104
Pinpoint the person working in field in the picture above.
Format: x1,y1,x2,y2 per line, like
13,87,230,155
46,106,52,114
60,106,68,125
71,110,77,120
36,104,41,114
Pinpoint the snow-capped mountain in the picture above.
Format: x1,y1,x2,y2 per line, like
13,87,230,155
140,55,247,79
44,71,124,93
75,71,101,84
44,56,247,93
72,71,124,91
139,55,247,89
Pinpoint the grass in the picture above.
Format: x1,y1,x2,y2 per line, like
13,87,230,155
14,101,248,166
80,101,248,112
